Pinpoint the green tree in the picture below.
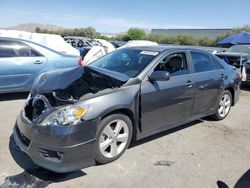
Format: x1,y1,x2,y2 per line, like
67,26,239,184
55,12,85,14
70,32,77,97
35,26,100,39
35,27,41,33
78,27,100,38
176,34,198,46
124,28,146,41
198,36,216,47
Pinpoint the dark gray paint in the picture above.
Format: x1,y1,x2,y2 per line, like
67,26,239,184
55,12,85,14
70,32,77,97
14,46,241,173
140,74,195,132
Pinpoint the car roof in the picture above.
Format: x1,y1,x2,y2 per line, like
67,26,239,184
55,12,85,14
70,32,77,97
123,45,209,53
63,36,91,40
0,36,52,48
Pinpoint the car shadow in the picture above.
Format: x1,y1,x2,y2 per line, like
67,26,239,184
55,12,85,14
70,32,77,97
0,92,29,101
129,119,204,148
217,169,250,188
0,135,86,188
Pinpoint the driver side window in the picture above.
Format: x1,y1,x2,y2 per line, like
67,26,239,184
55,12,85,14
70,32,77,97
154,53,189,76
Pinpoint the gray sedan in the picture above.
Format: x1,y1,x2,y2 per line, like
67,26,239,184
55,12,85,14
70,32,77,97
14,46,241,173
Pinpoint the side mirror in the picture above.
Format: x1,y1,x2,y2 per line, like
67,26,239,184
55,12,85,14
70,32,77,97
148,71,170,82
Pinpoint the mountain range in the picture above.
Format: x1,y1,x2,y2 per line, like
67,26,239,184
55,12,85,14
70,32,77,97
1,23,64,32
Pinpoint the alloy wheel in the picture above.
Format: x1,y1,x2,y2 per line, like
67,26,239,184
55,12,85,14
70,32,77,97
99,119,129,158
218,93,231,118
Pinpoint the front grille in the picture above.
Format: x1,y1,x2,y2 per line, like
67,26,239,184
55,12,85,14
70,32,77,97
16,126,30,147
24,100,34,121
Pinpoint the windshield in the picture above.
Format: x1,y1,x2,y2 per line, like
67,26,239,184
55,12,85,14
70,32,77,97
89,48,158,78
227,45,250,54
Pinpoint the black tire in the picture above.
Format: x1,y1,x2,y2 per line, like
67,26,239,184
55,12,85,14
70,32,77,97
211,90,232,121
95,114,133,164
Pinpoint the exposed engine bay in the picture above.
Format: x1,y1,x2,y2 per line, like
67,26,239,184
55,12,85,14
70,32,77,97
25,66,128,122
53,69,124,103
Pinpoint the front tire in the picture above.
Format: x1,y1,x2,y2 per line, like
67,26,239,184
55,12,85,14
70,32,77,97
95,114,133,164
211,90,232,120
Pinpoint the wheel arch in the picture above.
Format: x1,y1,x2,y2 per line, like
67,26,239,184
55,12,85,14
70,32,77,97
101,108,138,140
225,87,235,106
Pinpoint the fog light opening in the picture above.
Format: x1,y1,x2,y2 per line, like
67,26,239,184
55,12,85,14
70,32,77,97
39,148,64,162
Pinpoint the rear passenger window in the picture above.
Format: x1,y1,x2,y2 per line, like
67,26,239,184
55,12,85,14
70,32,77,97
191,51,217,73
0,40,18,57
213,57,224,70
0,40,41,58
17,43,41,57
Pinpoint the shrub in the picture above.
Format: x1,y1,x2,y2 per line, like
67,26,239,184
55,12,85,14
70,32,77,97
123,28,146,41
35,27,100,39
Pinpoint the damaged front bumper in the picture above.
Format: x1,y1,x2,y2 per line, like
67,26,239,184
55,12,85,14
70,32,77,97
13,112,98,173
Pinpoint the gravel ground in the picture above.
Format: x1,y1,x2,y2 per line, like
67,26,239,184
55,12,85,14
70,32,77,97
0,89,249,188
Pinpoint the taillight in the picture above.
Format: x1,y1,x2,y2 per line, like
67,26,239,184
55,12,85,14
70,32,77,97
78,57,83,66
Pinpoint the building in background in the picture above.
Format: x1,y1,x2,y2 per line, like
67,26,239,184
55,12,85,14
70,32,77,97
151,29,232,38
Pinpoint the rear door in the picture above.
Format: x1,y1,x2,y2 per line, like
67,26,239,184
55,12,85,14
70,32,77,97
140,51,195,132
189,50,225,115
0,40,47,92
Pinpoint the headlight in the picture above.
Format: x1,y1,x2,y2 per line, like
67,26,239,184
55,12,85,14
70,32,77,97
41,105,87,126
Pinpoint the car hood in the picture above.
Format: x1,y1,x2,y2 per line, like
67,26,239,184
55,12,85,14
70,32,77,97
32,66,130,95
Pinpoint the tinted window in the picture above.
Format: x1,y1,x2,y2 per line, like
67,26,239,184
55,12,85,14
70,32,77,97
0,40,18,57
0,40,41,58
213,57,224,69
154,53,189,76
90,48,158,78
191,51,217,73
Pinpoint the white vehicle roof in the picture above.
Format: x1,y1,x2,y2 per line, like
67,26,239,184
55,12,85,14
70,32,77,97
119,40,158,48
83,46,106,65
94,39,115,53
0,30,80,56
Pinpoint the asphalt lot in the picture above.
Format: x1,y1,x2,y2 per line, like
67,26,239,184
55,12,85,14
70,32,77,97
0,89,249,188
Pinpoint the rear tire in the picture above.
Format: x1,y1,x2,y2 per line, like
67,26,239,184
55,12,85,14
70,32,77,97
95,114,133,164
211,90,232,120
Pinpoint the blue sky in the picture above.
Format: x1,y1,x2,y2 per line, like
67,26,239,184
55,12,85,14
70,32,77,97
0,0,249,33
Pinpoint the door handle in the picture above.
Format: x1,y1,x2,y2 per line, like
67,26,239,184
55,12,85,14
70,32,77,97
33,60,43,64
220,74,225,79
185,80,192,88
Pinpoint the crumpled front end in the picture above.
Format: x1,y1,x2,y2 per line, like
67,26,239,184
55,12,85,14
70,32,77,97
14,92,99,173
13,66,132,172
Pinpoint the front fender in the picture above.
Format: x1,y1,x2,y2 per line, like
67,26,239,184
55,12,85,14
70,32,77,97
79,85,140,121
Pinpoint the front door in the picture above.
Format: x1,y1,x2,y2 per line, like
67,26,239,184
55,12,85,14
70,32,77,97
140,52,195,132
